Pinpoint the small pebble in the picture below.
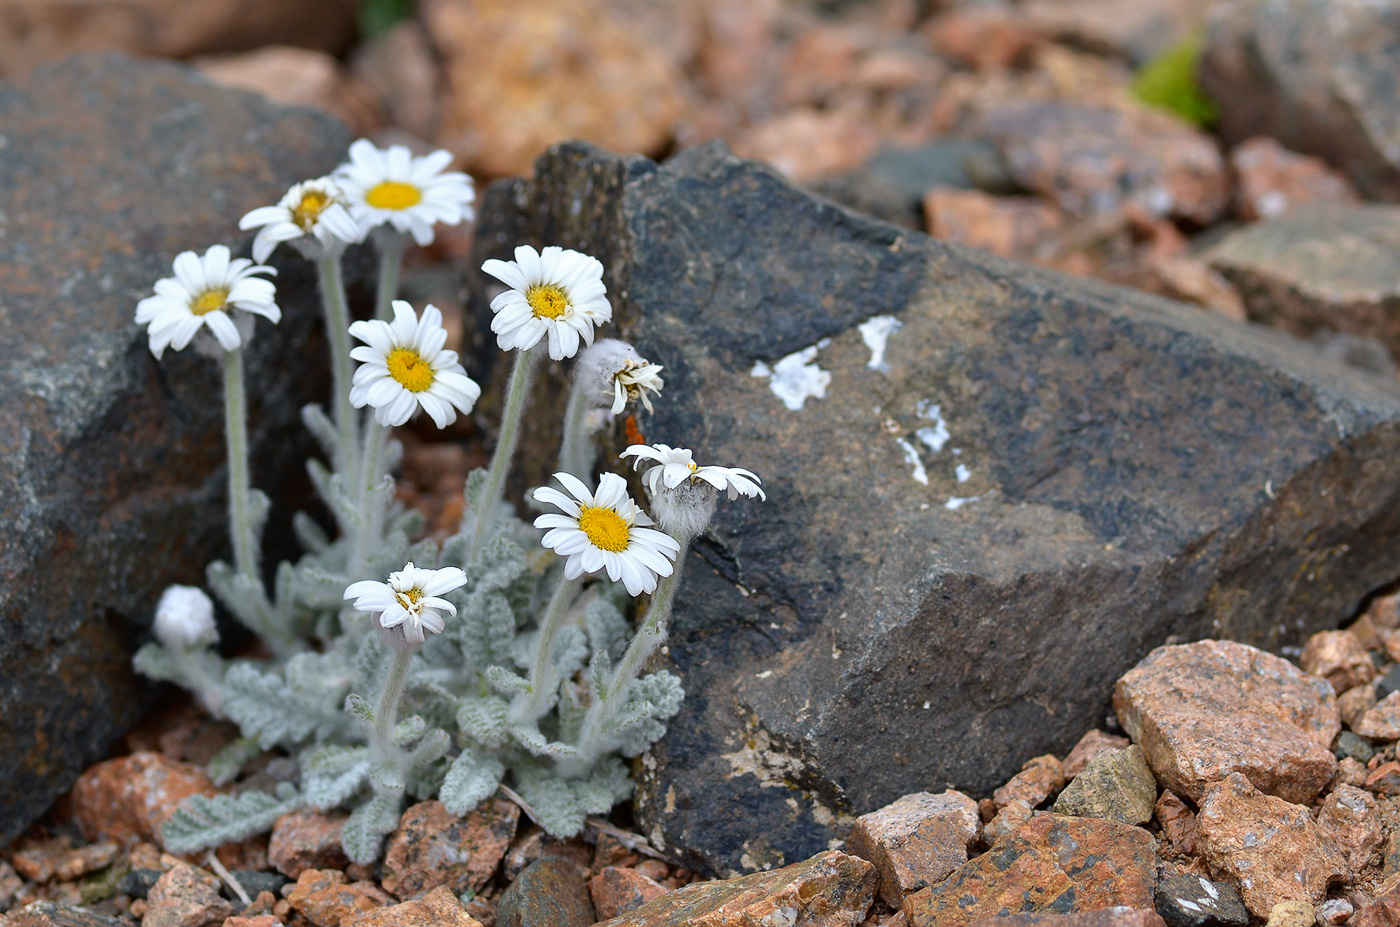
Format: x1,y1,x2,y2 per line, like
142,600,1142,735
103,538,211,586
119,868,163,899
1334,731,1376,764
1377,665,1400,701
1316,898,1352,925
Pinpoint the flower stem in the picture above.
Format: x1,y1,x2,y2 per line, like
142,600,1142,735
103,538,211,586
371,649,414,761
375,234,406,321
471,347,538,556
557,374,596,479
223,348,258,581
512,574,584,723
350,420,390,579
573,541,690,766
316,254,359,476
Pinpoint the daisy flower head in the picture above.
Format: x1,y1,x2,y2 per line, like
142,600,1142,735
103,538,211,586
533,472,681,597
238,176,363,263
334,139,475,246
576,339,664,414
153,585,218,650
348,300,481,428
621,444,766,501
344,561,467,646
134,245,280,359
482,245,613,360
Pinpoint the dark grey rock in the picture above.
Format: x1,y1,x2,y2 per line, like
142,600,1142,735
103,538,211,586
494,857,594,927
470,140,1400,876
1,902,128,927
1053,744,1157,824
1206,205,1400,364
1155,874,1250,927
1200,0,1400,201
225,871,287,901
1333,730,1376,764
1376,665,1400,701
118,869,162,900
0,53,352,846
808,140,1012,229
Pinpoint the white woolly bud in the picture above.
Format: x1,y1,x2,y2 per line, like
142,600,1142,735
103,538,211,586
153,585,218,650
576,339,643,410
649,479,718,541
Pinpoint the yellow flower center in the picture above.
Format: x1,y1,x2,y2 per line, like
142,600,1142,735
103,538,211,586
395,587,425,611
365,181,423,211
577,506,630,553
191,288,229,316
526,284,569,320
292,190,330,230
387,347,435,393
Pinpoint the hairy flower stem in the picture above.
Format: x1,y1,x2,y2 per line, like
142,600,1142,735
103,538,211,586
557,375,596,479
171,648,224,718
223,348,259,581
573,538,691,766
371,649,414,763
471,347,538,556
512,574,584,723
316,254,359,476
375,234,406,321
350,421,390,579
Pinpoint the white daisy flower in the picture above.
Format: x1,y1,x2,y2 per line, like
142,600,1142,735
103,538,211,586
610,357,665,414
481,245,613,360
344,561,467,645
533,472,681,597
134,245,280,359
237,176,363,263
621,444,766,500
153,585,218,650
334,139,475,246
348,300,481,429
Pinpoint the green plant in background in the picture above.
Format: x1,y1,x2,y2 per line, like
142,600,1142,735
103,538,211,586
129,139,765,865
358,0,415,38
1132,35,1220,129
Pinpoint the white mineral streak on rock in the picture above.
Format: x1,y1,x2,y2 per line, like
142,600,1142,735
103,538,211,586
751,338,831,410
858,314,901,371
946,495,982,510
894,437,929,485
915,399,950,452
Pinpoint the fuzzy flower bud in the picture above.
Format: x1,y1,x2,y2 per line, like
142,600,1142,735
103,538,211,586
153,585,218,650
575,339,665,415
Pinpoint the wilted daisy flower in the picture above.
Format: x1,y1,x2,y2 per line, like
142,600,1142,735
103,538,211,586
343,561,467,645
335,140,475,246
482,245,612,360
621,444,766,500
533,472,680,596
610,357,665,414
238,176,363,263
348,300,481,428
134,245,280,359
153,585,218,650
574,340,664,414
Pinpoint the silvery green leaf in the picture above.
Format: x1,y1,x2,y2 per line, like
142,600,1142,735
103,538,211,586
341,791,402,865
440,748,504,816
456,696,510,748
161,787,301,853
391,714,427,746
511,724,579,758
223,662,321,749
293,511,331,554
369,761,405,792
207,737,262,786
132,643,179,683
345,693,374,723
300,403,339,459
485,665,529,695
407,728,451,767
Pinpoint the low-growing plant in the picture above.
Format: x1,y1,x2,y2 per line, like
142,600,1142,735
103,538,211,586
131,140,764,863
1131,35,1221,129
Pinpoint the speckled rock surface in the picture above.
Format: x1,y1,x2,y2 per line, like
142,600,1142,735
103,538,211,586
380,799,520,899
846,790,980,907
0,53,350,848
1206,206,1400,360
902,814,1157,927
1200,0,1400,200
1114,640,1339,804
470,140,1400,876
1052,743,1157,824
341,886,484,927
1194,773,1347,918
495,857,595,927
594,850,875,927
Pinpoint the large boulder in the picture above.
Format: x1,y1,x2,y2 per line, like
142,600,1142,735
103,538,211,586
1200,0,1400,201
468,141,1400,876
0,54,351,845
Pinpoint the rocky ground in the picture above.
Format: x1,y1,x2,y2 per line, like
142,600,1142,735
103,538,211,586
8,603,1400,927
5,0,1400,925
